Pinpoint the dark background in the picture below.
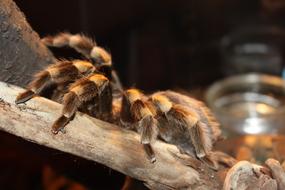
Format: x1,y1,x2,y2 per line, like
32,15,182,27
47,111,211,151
14,0,285,91
1,0,285,189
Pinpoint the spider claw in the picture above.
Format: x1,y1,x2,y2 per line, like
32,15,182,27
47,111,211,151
51,115,70,135
51,127,66,135
60,128,67,134
15,90,35,104
150,157,156,163
143,144,156,163
51,128,59,135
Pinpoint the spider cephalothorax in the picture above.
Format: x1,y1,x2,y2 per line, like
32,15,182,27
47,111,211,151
16,33,222,165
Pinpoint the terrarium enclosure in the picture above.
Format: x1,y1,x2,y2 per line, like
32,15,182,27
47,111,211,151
1,0,285,189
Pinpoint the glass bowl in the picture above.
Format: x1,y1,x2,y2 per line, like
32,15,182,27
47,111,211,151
206,73,285,136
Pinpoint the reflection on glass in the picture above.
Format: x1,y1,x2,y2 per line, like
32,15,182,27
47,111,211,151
206,74,285,136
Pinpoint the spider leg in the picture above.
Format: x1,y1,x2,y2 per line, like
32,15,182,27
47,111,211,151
98,84,113,120
141,117,157,163
42,32,96,59
15,70,51,104
51,115,73,134
52,74,110,134
120,91,135,128
97,64,123,93
121,89,158,162
137,115,158,145
90,47,123,93
165,104,212,158
50,81,70,103
131,99,158,163
85,83,112,121
143,144,156,163
42,33,123,92
52,91,80,134
42,33,111,68
188,121,212,158
111,70,123,93
15,60,96,104
155,90,222,143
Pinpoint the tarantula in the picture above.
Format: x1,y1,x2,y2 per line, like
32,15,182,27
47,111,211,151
15,33,222,164
120,89,221,163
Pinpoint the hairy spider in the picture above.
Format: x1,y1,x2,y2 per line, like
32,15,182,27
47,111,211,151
119,89,222,164
16,33,115,134
15,33,222,165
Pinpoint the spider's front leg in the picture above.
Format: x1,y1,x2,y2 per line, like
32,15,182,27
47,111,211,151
87,81,113,122
41,33,97,60
42,32,111,66
120,89,158,163
15,60,96,104
42,32,122,91
52,74,111,134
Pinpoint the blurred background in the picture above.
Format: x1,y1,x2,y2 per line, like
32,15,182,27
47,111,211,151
1,0,285,189
14,0,285,91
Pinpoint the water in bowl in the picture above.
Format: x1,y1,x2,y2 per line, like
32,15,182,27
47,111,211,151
214,91,285,135
214,92,281,117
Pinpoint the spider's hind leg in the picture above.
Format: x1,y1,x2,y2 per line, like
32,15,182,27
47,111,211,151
188,121,212,158
167,105,213,158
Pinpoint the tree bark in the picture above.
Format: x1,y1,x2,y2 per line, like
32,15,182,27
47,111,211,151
0,0,54,86
1,82,283,190
0,81,224,190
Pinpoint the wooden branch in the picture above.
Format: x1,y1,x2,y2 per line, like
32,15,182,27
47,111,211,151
2,81,284,190
266,159,285,190
223,161,278,190
0,0,54,87
0,81,225,190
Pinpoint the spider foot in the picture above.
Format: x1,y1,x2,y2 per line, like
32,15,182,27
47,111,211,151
15,90,35,104
51,115,70,134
